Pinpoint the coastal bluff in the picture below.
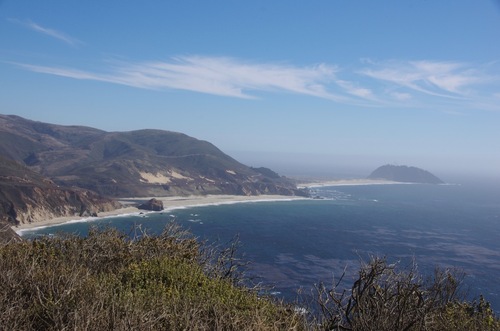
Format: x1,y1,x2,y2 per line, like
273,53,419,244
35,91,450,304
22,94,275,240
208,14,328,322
368,164,444,184
0,114,306,231
0,156,121,227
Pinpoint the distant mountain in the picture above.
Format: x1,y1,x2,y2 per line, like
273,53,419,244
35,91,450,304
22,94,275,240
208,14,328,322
0,114,305,198
367,164,444,184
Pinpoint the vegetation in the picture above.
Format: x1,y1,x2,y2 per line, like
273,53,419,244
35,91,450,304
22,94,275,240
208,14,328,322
0,114,302,198
0,224,498,330
313,257,500,330
0,224,306,330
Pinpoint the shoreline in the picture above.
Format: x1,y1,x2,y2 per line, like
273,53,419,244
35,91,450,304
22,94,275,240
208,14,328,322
14,194,307,233
13,180,410,233
297,178,403,188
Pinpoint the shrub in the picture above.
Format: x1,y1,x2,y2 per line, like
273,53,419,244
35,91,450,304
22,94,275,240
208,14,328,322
313,256,500,331
0,223,307,330
1,225,498,330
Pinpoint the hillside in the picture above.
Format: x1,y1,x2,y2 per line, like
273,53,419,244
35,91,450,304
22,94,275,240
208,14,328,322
0,114,305,198
368,164,444,184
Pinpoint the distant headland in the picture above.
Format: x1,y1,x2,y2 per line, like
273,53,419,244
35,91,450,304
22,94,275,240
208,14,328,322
367,164,444,184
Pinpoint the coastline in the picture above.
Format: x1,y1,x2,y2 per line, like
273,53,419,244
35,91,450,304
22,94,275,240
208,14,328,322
13,194,307,233
297,178,402,188
13,180,409,233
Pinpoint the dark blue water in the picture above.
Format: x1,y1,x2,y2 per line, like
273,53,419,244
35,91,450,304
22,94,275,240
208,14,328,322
21,183,500,310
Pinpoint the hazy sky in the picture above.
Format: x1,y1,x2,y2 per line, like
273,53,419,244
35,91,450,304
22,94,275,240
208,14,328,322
1,1,500,178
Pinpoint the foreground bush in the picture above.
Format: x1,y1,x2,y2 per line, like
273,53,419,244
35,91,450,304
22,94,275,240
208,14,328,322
314,257,500,331
0,224,306,330
1,224,498,330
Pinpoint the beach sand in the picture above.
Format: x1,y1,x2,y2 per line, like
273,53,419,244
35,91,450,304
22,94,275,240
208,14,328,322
13,180,405,232
297,178,401,188
13,194,306,231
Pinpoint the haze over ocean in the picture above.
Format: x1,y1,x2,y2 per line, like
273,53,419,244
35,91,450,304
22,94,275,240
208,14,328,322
21,182,500,312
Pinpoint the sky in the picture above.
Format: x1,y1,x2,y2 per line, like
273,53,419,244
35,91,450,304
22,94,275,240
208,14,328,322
1,1,500,179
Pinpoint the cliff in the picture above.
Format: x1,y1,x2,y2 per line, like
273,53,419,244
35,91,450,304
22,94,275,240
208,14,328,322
0,156,120,227
0,114,307,229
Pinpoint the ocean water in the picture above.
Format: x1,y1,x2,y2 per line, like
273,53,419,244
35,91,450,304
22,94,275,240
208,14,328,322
21,182,500,310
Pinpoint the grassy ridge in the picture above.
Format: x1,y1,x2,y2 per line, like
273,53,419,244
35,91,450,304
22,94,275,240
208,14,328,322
1,224,499,330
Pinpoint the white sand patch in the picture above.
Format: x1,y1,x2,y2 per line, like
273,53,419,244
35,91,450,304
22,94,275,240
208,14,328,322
139,172,172,184
170,170,190,180
199,176,216,183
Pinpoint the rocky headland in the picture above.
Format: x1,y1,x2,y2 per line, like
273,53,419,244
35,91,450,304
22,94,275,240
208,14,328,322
368,164,444,184
0,114,306,235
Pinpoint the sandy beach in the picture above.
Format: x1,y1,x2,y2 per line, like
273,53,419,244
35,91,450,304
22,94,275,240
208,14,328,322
13,180,406,232
14,194,307,232
297,178,401,188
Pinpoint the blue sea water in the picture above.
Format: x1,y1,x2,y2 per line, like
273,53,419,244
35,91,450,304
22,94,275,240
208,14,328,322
21,182,500,310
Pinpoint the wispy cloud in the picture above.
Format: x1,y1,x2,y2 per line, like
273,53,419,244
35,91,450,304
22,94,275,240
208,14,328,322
358,59,500,111
16,56,353,101
335,79,375,99
9,18,83,47
13,55,499,111
359,60,491,99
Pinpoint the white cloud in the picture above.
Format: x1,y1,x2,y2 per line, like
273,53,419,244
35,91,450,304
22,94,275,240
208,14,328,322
389,92,412,101
335,80,375,99
359,60,489,99
17,56,352,101
13,55,500,111
9,18,83,47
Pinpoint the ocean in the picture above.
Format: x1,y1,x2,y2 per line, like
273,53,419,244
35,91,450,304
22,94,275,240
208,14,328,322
20,182,500,311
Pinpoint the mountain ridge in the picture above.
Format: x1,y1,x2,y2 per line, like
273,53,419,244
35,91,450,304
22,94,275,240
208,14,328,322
0,114,306,230
0,114,305,197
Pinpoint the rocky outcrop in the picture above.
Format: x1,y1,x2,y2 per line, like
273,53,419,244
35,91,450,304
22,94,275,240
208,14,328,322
368,165,444,184
138,198,164,211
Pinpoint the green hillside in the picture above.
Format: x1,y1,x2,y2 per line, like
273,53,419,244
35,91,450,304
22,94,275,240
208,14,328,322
0,114,304,197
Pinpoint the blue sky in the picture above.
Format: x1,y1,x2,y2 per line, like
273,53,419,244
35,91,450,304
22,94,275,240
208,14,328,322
1,1,500,179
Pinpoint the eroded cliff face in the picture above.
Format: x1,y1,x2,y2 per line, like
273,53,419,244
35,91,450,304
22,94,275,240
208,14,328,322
0,156,121,227
1,186,120,226
0,184,120,226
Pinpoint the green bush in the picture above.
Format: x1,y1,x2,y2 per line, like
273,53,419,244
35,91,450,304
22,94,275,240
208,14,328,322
1,224,498,330
0,224,306,330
